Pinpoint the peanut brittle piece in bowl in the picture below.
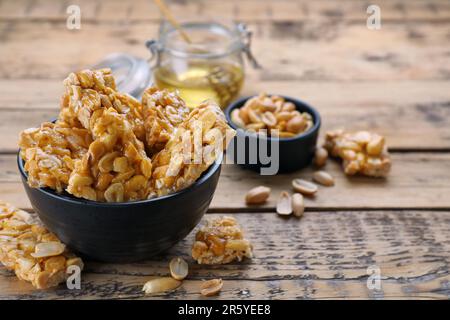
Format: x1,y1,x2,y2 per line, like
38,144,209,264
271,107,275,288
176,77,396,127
66,107,153,202
18,122,92,192
150,102,235,197
142,87,191,154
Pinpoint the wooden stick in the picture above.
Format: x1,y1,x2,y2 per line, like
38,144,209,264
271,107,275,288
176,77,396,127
153,0,192,44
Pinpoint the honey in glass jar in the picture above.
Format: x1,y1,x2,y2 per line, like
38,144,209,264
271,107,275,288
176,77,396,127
146,20,259,109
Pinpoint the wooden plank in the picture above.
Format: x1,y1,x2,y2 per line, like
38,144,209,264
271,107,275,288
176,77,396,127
1,20,450,81
1,0,450,22
0,211,449,299
0,109,60,152
3,153,450,210
0,80,449,151
216,153,450,210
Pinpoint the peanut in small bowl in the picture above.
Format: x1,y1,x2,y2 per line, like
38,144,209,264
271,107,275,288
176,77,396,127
230,93,314,138
225,94,321,173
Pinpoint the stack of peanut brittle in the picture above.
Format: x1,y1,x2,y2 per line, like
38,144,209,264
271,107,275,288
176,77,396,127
19,69,235,202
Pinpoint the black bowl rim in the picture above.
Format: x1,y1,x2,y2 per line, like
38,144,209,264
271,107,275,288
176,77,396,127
17,151,222,208
225,95,321,142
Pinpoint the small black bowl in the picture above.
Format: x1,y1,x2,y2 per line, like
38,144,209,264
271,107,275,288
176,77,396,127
18,154,222,263
225,95,321,174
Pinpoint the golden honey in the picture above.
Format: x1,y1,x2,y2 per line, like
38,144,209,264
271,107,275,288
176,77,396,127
147,21,258,109
154,61,244,108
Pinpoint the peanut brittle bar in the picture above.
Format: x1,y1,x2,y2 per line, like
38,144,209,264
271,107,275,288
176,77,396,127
19,69,235,202
60,68,146,141
19,122,92,192
324,129,391,177
192,216,253,265
142,87,190,154
150,102,235,197
67,107,153,202
0,201,83,289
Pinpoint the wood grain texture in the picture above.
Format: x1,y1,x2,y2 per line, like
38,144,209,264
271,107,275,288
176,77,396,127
1,0,450,22
4,153,450,210
1,0,449,301
0,212,449,299
1,19,450,81
1,80,450,151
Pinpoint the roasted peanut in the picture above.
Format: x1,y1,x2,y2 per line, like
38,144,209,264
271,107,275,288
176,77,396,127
239,107,250,124
313,170,335,186
245,186,271,205
248,108,262,123
201,279,223,297
292,179,318,195
314,147,328,167
31,242,66,258
261,112,277,127
276,191,292,216
286,116,306,134
104,183,124,202
142,277,181,294
292,193,304,217
231,109,245,128
169,257,189,281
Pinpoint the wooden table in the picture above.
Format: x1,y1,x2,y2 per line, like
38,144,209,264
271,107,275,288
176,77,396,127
1,0,450,300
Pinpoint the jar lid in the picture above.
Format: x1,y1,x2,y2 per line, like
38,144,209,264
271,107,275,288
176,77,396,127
92,53,152,98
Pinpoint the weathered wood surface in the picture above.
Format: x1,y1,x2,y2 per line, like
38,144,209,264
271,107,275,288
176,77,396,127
1,0,450,300
1,0,450,22
3,153,450,210
1,20,450,81
0,212,449,299
1,80,450,151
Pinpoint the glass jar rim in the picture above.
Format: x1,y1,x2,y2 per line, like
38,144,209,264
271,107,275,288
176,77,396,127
158,20,246,59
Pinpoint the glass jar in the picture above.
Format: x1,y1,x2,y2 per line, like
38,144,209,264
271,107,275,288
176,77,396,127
146,20,259,109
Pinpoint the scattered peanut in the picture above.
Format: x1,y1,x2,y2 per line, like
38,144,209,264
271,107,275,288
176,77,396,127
292,179,318,196
276,191,292,216
292,193,304,217
169,257,189,281
201,278,223,297
314,147,328,167
313,171,335,186
142,277,181,294
245,186,271,205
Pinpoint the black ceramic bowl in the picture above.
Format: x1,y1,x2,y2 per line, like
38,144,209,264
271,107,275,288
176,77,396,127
18,154,222,263
225,95,321,173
